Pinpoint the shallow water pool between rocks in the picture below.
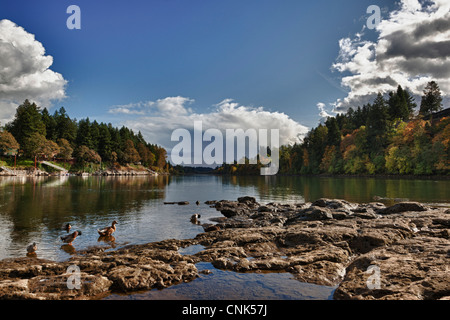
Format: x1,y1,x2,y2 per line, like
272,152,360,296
104,259,337,300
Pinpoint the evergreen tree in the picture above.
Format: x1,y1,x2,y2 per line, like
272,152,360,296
98,124,113,161
404,89,417,116
306,125,328,173
54,107,77,144
325,117,341,147
366,93,389,156
41,108,57,141
90,120,100,151
7,100,46,147
76,118,93,149
420,81,443,116
388,85,410,121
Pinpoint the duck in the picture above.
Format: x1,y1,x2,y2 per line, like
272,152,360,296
60,231,81,245
63,223,72,233
196,201,200,205
27,242,37,254
98,220,118,236
190,214,201,224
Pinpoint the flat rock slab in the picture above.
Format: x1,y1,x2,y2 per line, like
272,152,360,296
0,240,198,300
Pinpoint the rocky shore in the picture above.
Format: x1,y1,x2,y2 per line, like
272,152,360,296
0,197,449,300
0,167,158,177
0,168,50,177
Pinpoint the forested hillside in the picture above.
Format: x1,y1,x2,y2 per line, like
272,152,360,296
217,81,449,176
0,100,169,172
279,82,449,176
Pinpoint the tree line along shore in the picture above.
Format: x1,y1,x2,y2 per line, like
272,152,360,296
0,99,171,175
213,82,449,176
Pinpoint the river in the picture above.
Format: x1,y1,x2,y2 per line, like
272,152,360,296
0,174,448,299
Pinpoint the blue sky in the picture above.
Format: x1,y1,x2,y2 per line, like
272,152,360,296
1,0,449,150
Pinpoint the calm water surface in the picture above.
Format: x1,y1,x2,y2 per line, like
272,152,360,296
0,174,448,299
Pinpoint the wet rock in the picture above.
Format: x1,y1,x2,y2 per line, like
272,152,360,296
28,273,113,300
164,201,190,205
202,224,222,232
350,211,380,220
298,206,333,220
378,202,427,214
331,210,349,220
108,260,197,292
0,258,112,300
237,196,258,205
258,205,274,212
312,198,356,211
0,279,35,299
219,208,240,218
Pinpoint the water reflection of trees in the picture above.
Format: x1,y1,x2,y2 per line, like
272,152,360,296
218,175,449,204
0,176,169,247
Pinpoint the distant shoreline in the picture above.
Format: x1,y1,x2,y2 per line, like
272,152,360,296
177,170,450,180
0,167,161,177
274,172,450,180
1,164,449,180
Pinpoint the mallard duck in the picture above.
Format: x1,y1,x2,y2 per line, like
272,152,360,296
190,214,201,224
98,220,118,236
27,242,37,254
60,231,81,245
63,223,72,233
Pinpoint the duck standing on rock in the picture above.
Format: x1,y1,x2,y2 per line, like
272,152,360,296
60,231,81,245
27,242,37,255
98,220,118,236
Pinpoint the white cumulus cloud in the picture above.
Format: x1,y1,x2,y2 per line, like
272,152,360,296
0,19,67,125
108,97,309,163
328,0,450,113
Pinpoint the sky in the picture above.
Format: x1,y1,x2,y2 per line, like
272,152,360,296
1,0,449,155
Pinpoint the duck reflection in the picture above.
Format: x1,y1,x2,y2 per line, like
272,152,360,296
97,235,116,248
60,244,76,254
